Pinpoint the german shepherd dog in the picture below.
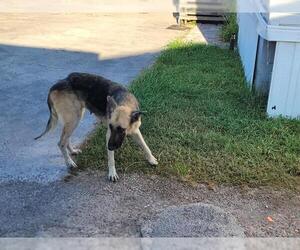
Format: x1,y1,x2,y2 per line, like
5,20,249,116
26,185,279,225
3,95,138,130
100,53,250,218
35,72,158,181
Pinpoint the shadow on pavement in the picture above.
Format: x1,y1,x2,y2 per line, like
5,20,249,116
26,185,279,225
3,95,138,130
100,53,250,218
0,44,159,183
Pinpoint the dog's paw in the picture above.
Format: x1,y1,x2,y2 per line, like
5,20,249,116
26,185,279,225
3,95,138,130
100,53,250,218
108,166,119,182
67,159,78,169
108,173,119,182
70,148,82,155
147,155,158,166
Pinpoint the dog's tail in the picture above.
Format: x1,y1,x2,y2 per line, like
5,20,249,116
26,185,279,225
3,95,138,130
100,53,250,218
34,93,58,140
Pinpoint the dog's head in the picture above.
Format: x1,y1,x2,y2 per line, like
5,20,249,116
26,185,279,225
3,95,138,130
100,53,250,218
106,96,143,151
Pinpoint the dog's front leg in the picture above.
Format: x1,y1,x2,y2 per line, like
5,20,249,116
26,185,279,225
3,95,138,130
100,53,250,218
67,143,82,155
106,128,119,182
131,129,158,165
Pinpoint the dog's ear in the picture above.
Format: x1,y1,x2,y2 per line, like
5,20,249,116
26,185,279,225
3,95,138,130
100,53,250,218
130,111,146,124
107,96,117,115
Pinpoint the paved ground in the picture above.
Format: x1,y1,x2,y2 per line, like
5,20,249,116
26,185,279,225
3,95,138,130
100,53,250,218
0,13,184,182
0,171,299,237
0,14,299,238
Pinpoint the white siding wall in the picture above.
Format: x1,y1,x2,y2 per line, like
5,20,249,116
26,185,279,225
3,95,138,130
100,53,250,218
238,0,300,119
267,42,300,118
262,0,300,26
237,13,259,85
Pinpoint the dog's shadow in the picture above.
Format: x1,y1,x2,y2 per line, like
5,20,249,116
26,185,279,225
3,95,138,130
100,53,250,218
63,167,83,182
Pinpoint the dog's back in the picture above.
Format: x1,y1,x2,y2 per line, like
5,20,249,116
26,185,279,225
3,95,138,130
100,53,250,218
51,72,137,117
35,72,139,140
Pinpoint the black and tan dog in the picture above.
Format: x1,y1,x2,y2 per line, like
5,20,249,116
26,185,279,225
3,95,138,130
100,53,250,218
35,72,158,181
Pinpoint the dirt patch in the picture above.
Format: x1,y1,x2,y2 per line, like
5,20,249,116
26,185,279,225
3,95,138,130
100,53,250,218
1,171,299,237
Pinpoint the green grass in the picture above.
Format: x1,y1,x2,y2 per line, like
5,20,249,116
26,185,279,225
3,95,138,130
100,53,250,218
78,41,300,190
221,14,238,42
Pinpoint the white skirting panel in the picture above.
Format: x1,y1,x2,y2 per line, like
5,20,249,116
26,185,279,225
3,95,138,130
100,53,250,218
237,13,259,85
267,42,300,118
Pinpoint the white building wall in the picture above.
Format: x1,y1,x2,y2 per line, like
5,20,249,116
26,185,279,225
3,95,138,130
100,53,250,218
238,0,300,119
267,42,300,118
262,0,300,26
237,13,259,85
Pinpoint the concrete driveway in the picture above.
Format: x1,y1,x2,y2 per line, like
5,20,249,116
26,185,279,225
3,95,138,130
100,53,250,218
0,13,183,183
1,14,299,239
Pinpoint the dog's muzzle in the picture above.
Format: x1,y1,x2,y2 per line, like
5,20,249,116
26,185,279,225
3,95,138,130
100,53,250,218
108,139,123,151
108,128,126,151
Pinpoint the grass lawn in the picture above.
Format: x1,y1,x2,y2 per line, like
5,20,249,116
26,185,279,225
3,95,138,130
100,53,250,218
78,41,300,190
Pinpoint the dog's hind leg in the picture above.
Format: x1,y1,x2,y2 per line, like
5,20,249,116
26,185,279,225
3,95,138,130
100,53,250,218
67,108,85,155
106,128,119,182
131,129,158,165
58,120,80,169
52,91,83,169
